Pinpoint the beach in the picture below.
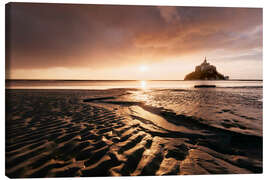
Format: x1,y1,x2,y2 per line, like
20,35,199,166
5,83,262,177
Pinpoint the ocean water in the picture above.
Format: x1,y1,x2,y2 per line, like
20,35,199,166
6,80,262,89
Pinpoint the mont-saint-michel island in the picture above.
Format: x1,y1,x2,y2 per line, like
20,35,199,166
184,57,229,80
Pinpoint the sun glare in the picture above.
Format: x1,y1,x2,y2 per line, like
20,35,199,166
140,80,147,89
139,65,149,72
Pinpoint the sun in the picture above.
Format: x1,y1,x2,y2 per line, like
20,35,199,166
139,65,149,72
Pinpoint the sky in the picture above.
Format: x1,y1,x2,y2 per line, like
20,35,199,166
6,3,262,80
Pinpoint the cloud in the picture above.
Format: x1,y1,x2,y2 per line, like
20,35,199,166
157,6,181,23
133,7,262,53
6,3,262,79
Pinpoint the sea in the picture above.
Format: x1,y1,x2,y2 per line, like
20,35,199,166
5,79,262,90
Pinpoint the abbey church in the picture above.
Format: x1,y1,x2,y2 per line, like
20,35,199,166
184,57,229,80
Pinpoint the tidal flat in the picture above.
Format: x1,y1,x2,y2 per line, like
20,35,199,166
6,87,262,177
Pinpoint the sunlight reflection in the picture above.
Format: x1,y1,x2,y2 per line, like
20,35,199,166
131,87,151,102
140,81,147,89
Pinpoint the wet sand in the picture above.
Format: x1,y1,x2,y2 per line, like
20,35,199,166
6,89,262,178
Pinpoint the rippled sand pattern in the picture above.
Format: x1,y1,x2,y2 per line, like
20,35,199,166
6,89,262,178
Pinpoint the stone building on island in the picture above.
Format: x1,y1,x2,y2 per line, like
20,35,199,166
184,57,229,80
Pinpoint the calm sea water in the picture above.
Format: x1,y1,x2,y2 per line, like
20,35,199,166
5,80,262,90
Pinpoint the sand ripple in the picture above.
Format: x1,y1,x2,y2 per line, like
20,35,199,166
6,90,262,177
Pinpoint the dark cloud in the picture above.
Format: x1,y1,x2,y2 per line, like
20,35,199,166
7,3,262,72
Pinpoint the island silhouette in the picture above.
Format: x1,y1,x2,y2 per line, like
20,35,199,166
184,57,229,80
